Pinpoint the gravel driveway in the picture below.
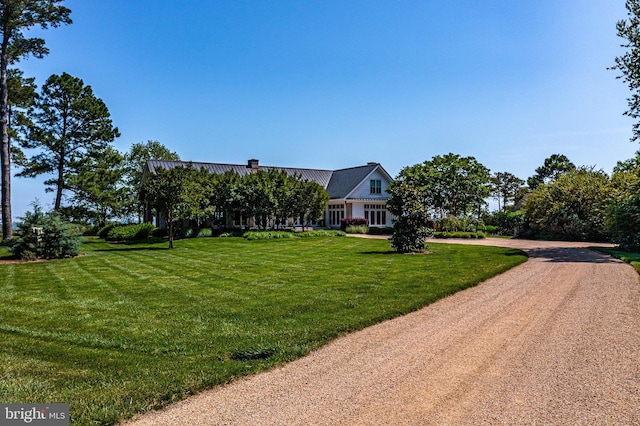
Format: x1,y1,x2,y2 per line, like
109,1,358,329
126,238,640,425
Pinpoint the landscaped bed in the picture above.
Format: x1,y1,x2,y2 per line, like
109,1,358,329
0,236,526,424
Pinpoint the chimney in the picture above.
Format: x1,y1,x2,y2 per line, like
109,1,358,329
247,159,259,170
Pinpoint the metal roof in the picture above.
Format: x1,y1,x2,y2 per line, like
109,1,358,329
144,159,390,200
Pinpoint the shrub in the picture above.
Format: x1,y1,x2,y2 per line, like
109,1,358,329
83,224,102,236
40,214,82,258
9,202,81,260
196,228,213,238
242,230,346,240
367,227,394,235
340,217,368,231
106,223,157,241
434,231,486,239
607,184,640,251
243,231,294,240
345,224,369,234
98,223,117,239
483,225,498,234
296,230,345,238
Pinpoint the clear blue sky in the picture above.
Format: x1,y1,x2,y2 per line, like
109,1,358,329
12,0,639,217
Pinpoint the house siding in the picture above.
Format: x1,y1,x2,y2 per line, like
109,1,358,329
348,170,390,200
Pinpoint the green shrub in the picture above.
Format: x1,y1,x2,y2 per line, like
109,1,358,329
483,225,498,234
196,228,212,238
106,223,157,241
242,229,346,240
345,224,369,234
340,217,368,231
296,230,346,238
243,231,294,240
98,223,117,239
434,231,486,239
9,202,81,260
40,214,81,258
368,227,394,235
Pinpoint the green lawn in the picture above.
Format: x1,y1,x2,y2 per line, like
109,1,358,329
0,236,526,425
594,247,640,274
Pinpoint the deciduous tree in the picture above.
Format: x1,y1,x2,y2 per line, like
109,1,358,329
612,0,640,142
386,180,435,253
396,153,490,218
0,0,71,239
123,140,180,221
522,167,610,241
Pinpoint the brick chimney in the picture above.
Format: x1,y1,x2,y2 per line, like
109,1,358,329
247,159,259,170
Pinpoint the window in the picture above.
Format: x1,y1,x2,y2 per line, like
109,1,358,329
364,204,387,226
370,179,382,194
328,204,345,226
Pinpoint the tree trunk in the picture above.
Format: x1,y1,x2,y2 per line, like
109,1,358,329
0,30,11,240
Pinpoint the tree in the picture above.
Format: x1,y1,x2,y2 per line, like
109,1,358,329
0,0,71,240
612,0,640,142
489,171,525,211
527,154,575,190
386,180,435,253
123,140,180,221
16,72,120,210
396,153,490,218
142,165,189,249
522,167,610,241
294,179,329,229
67,146,126,227
606,181,640,250
8,200,80,260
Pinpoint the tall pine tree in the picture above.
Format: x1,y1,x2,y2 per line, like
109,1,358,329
0,0,71,240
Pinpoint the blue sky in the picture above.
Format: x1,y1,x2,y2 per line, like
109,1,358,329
12,0,638,217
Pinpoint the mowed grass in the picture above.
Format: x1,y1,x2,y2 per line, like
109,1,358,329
0,236,526,425
594,247,640,274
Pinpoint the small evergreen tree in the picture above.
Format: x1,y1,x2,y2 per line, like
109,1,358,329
9,201,80,259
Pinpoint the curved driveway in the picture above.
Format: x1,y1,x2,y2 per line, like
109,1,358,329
127,239,640,425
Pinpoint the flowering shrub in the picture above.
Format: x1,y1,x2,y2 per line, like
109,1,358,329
340,217,368,231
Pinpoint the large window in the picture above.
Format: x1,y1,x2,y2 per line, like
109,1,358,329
364,204,387,226
328,204,345,226
370,179,382,194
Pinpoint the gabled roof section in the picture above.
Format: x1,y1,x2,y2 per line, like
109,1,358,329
145,159,334,188
327,163,385,199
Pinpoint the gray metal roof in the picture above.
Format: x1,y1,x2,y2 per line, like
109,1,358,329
144,159,390,200
326,164,379,199
145,159,334,187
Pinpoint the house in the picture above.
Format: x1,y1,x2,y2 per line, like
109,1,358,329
143,159,394,228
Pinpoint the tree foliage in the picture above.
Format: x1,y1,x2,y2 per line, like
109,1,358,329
612,0,640,142
142,165,331,247
387,180,435,253
8,200,80,260
522,168,611,241
66,146,126,227
395,153,490,218
526,154,575,190
123,140,179,221
489,171,525,211
607,181,640,251
16,72,120,210
141,165,194,249
0,0,71,240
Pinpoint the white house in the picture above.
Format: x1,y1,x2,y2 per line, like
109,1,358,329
143,159,394,228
